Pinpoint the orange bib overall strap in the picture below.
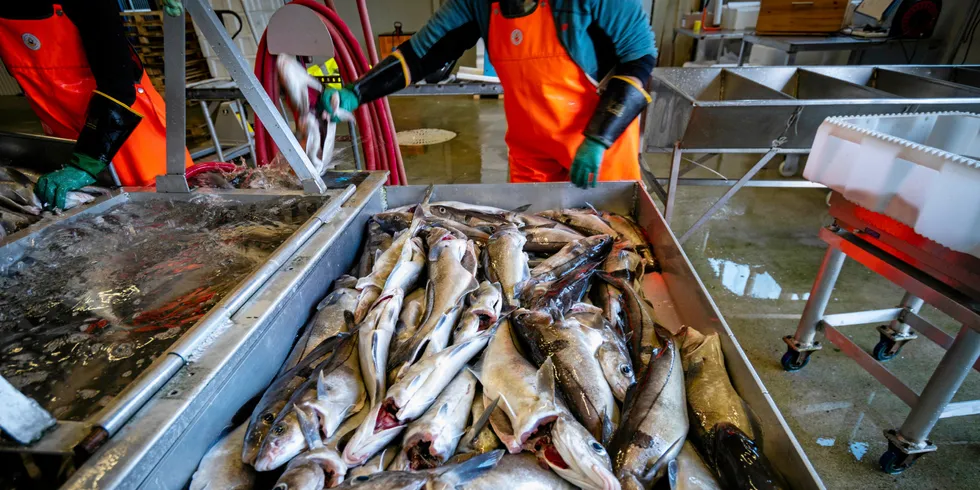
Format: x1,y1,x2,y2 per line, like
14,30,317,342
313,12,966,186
487,0,641,184
0,5,189,187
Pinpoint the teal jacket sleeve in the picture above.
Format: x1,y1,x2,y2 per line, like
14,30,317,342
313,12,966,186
590,0,657,63
403,0,484,80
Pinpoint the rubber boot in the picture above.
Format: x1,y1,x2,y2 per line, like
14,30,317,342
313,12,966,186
72,91,144,178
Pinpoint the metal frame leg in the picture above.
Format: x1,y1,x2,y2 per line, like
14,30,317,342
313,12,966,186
786,51,798,65
158,7,190,193
201,101,225,162
881,325,980,471
780,242,847,370
664,143,682,225
182,0,325,194
348,120,363,171
737,40,750,66
233,100,256,166
874,293,924,360
678,148,779,243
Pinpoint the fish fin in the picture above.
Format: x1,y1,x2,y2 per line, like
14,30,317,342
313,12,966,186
466,396,499,447
511,204,531,213
467,355,484,384
535,357,557,404
437,402,450,418
496,393,516,420
408,205,425,237
315,291,335,311
316,369,332,400
421,185,435,206
436,449,504,484
295,405,323,449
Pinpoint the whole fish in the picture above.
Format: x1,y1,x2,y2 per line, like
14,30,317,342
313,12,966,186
243,334,347,464
593,241,643,340
190,423,255,490
453,281,503,345
279,288,357,376
0,180,37,207
476,320,560,453
679,327,756,444
402,371,478,469
460,453,575,490
426,201,520,230
273,406,350,489
595,272,661,373
358,289,404,405
527,235,614,285
372,210,413,235
0,192,40,216
355,210,422,321
356,220,394,279
607,326,687,490
485,224,529,308
382,236,425,294
0,208,32,234
335,450,504,490
345,333,491,466
456,387,502,455
537,208,620,238
256,335,365,471
389,234,478,380
712,423,786,490
391,287,426,357
599,211,656,271
565,303,635,403
522,225,585,253
668,441,722,490
526,414,620,490
512,309,616,444
422,215,492,243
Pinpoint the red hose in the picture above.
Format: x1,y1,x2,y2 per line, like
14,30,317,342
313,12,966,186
250,0,406,185
185,162,237,178
355,0,380,65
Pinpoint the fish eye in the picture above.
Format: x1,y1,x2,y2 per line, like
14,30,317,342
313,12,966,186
620,365,632,375
272,424,285,436
437,206,447,213
356,475,370,482
262,412,275,423
591,441,606,454
274,484,287,490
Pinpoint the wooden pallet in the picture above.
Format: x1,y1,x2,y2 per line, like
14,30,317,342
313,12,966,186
120,11,212,93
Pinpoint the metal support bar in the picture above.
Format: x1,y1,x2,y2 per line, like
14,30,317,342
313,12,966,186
201,101,225,162
234,100,256,166
792,244,847,348
664,143,682,225
654,178,825,188
822,308,902,327
678,148,779,243
903,311,980,372
348,121,363,171
677,153,718,178
823,325,920,407
183,0,326,194
0,376,56,444
899,325,980,443
940,400,980,419
158,6,191,193
890,294,925,336
640,161,667,202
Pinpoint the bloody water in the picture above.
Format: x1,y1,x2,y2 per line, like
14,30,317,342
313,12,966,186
0,194,324,421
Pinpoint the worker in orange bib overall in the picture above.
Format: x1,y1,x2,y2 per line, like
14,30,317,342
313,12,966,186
0,1,191,209
308,0,656,188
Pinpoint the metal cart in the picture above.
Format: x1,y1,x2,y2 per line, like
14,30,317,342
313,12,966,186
782,192,980,474
643,65,980,243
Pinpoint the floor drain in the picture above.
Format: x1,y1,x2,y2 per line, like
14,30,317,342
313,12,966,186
396,128,457,146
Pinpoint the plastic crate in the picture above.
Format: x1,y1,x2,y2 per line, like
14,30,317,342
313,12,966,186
804,112,980,257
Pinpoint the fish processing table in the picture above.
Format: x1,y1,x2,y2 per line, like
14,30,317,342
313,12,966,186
782,192,980,474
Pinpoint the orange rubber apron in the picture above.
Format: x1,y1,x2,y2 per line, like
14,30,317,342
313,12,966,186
488,0,641,183
0,5,190,187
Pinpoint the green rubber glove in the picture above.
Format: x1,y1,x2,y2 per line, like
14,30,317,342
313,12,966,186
35,157,98,210
316,86,360,122
161,0,183,17
570,137,608,188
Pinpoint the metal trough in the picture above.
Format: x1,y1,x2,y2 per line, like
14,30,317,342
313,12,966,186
55,180,824,489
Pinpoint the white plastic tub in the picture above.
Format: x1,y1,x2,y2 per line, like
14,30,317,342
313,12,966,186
804,112,980,257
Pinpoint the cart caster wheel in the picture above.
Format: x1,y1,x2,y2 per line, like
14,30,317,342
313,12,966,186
781,349,810,371
873,338,902,361
879,447,917,475
778,159,799,177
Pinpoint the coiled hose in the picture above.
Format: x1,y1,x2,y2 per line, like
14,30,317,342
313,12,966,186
251,0,406,185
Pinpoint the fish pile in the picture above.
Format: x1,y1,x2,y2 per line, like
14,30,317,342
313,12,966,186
0,165,109,240
192,196,786,490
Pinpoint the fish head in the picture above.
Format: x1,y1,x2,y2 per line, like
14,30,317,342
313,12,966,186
302,447,348,487
313,370,364,438
546,416,620,490
255,411,308,471
273,461,324,490
597,342,635,402
343,403,405,466
405,435,447,470
243,399,287,464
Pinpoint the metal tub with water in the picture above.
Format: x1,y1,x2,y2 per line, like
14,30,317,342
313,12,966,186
54,179,824,488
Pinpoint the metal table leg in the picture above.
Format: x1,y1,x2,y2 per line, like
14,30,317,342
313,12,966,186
158,8,191,193
234,100,256,166
664,143,682,225
201,101,225,162
348,120,363,171
881,325,980,473
781,241,847,370
786,51,798,65
737,39,750,66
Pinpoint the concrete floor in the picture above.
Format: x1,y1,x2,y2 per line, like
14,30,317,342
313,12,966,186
3,94,979,488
